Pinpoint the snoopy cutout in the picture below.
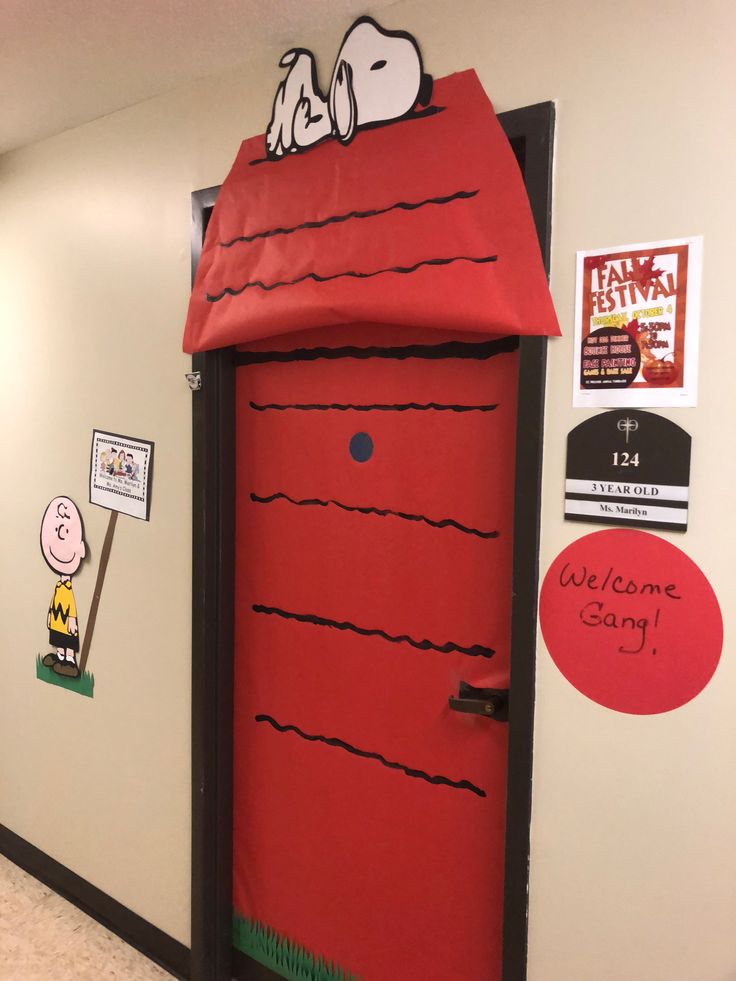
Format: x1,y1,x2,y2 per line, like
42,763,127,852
266,16,433,158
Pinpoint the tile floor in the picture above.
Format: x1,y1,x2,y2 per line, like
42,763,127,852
0,853,172,980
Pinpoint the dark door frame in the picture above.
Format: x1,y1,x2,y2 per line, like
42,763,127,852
189,101,554,981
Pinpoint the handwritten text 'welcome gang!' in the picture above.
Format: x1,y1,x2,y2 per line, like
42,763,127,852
559,562,681,655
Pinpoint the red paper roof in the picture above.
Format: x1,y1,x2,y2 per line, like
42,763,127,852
183,70,560,353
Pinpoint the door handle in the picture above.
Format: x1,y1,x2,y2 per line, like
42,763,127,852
448,681,509,722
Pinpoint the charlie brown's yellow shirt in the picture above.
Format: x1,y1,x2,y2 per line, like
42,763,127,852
49,580,77,636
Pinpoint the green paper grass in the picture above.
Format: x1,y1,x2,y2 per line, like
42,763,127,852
36,655,94,699
233,912,358,981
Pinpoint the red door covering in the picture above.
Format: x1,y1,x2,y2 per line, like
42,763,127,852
233,322,518,981
182,69,559,353
188,66,558,981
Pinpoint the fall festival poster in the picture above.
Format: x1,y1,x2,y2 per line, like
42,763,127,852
573,237,702,408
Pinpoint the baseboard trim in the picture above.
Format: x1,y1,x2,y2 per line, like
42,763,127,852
232,947,283,980
0,823,190,980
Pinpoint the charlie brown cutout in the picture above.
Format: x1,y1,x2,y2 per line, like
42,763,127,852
40,496,87,678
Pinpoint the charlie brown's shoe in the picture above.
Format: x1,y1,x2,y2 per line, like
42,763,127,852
52,661,80,679
42,653,61,667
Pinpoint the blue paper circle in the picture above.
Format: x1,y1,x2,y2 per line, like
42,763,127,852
349,432,373,463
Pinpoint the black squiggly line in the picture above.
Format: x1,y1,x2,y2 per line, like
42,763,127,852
206,254,498,302
218,190,479,248
248,400,498,413
254,714,486,798
251,604,495,659
250,491,499,540
236,335,519,365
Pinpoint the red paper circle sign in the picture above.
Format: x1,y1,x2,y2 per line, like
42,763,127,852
540,529,722,714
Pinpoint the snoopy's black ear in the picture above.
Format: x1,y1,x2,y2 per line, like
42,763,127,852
417,73,434,107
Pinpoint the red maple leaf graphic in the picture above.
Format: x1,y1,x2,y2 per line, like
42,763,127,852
632,256,663,289
622,318,640,340
584,254,608,272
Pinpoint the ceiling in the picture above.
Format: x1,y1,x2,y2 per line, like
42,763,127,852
0,0,398,155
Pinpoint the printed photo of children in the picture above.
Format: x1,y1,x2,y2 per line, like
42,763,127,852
98,445,141,483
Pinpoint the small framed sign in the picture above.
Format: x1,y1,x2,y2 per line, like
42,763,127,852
565,409,690,532
89,429,154,520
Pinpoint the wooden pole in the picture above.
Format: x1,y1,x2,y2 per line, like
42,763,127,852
78,509,118,675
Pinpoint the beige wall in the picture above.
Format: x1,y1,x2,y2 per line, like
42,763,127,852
0,55,278,944
1,0,733,975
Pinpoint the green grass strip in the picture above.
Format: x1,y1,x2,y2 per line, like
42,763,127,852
35,655,94,699
233,912,358,981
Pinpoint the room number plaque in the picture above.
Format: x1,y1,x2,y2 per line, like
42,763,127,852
565,409,691,532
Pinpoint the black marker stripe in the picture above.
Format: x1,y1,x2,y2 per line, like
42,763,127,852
565,493,688,510
206,254,498,302
219,190,479,248
255,714,486,798
565,515,686,533
249,400,498,413
251,604,495,659
250,491,499,540
236,335,519,366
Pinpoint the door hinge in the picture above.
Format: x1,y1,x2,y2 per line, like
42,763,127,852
185,371,202,392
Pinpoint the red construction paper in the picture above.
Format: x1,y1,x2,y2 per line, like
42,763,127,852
183,71,559,353
233,323,518,980
540,529,723,714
